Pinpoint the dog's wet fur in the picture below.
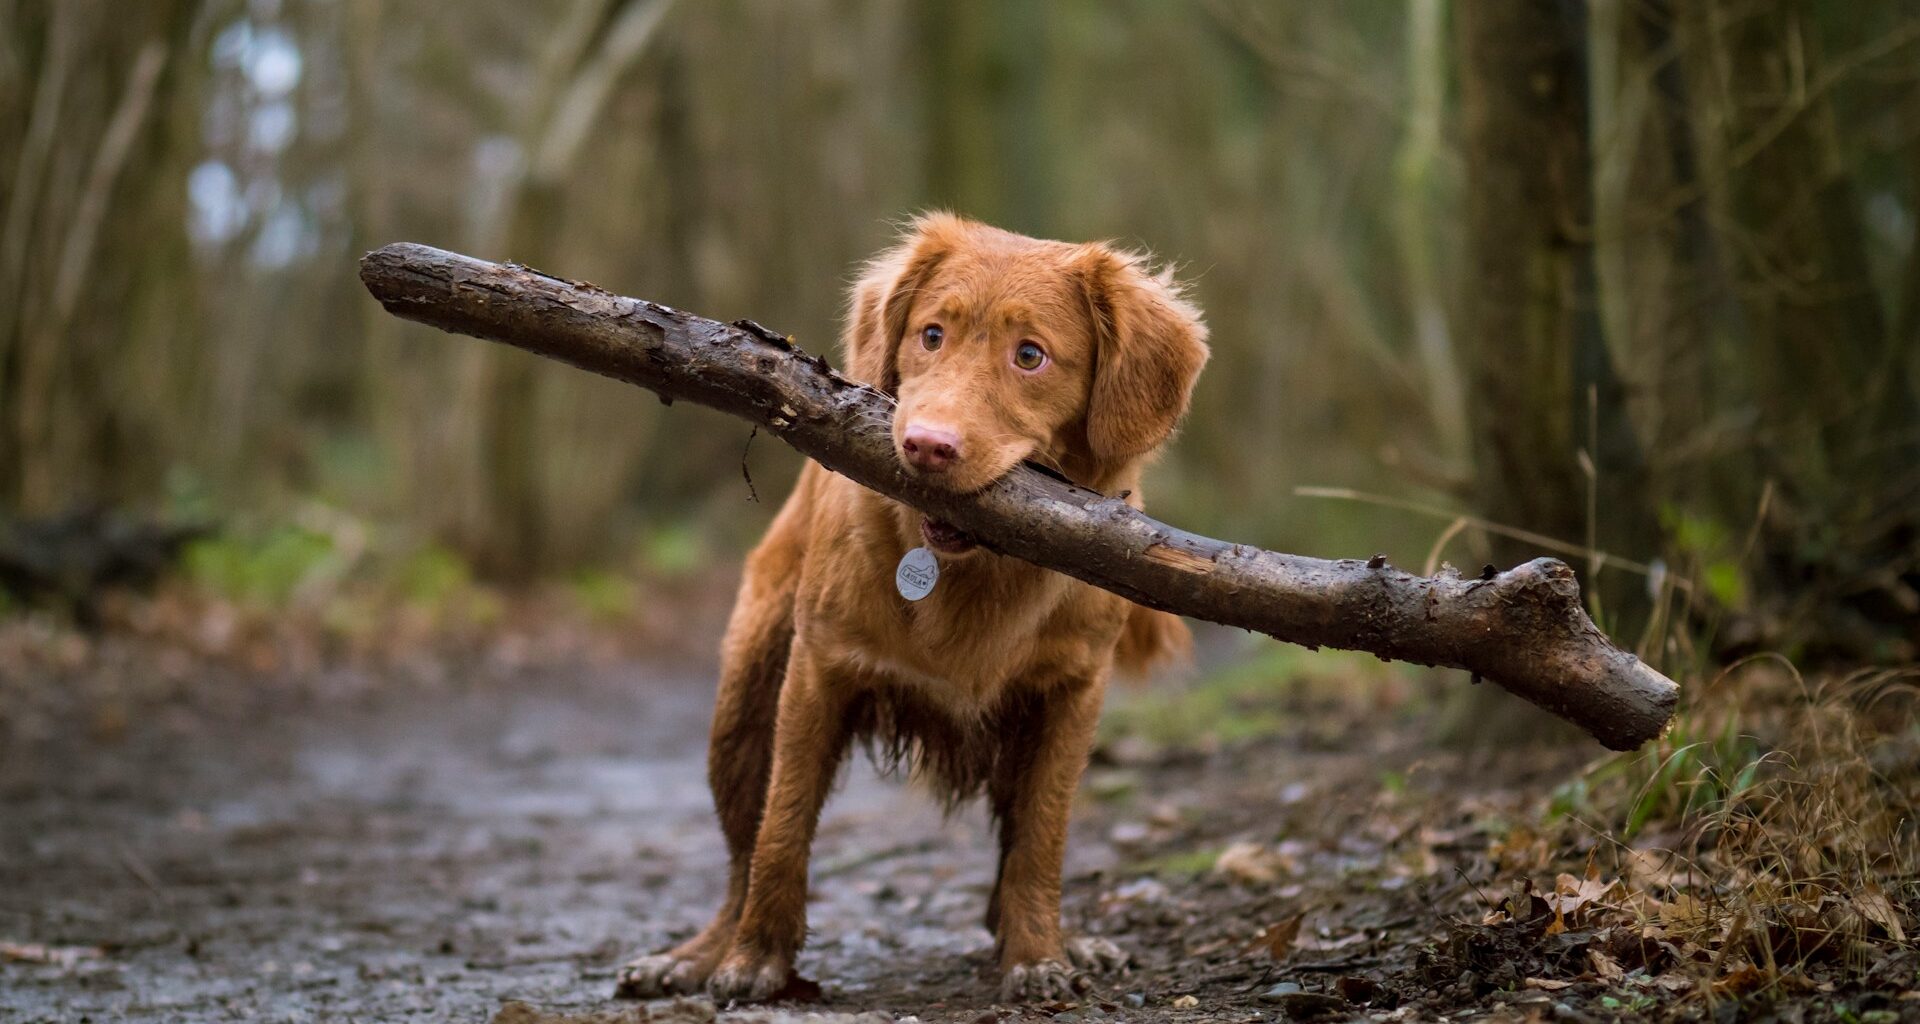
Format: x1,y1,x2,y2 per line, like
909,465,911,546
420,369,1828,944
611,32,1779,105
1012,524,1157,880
617,214,1209,1003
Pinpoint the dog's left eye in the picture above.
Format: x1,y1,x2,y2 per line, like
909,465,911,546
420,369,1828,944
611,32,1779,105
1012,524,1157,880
921,324,943,351
1013,341,1047,371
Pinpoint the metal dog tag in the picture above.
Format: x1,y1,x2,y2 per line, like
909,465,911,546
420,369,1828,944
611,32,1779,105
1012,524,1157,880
895,546,939,602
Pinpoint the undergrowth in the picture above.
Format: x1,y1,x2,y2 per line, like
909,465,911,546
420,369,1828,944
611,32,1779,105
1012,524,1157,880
0,500,731,674
1105,638,1920,1005
1553,658,1920,997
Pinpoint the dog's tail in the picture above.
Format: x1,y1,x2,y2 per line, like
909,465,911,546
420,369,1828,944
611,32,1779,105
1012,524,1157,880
1114,605,1192,678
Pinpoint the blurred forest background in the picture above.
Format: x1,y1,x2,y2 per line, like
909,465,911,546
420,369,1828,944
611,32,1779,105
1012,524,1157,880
3,0,1918,671
9,9,1919,1016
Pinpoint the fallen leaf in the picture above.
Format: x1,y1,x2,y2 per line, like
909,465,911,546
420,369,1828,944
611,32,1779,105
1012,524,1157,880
1622,847,1690,891
1296,931,1369,952
1524,978,1575,991
1658,894,1709,930
1146,802,1183,827
1588,949,1624,980
1853,890,1908,942
1250,915,1303,961
1214,842,1288,885
1714,964,1772,997
1489,826,1552,873
1543,870,1620,924
1182,937,1234,958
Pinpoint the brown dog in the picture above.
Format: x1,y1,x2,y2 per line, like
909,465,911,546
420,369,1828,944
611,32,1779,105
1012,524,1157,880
617,214,1209,1002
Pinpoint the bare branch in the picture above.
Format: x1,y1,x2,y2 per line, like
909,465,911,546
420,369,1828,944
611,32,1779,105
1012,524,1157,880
359,243,1681,750
532,0,675,184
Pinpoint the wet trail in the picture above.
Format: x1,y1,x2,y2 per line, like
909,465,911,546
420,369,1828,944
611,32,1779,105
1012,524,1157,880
2,643,1585,1024
1,663,1130,1022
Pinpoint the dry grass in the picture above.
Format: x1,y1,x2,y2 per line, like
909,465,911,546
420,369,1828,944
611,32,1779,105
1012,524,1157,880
1560,658,1920,1001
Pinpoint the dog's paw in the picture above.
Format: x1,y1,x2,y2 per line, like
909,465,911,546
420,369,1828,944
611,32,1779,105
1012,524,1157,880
707,949,794,1003
1000,958,1091,1002
1064,935,1131,974
614,952,710,999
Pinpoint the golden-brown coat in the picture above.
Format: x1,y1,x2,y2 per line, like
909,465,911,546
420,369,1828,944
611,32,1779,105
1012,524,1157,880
618,213,1209,1003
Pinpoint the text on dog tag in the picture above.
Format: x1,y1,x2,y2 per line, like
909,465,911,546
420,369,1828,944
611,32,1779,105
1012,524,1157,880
895,546,939,601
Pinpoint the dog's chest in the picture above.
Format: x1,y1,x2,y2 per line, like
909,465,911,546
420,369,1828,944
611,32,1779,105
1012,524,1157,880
851,567,1077,708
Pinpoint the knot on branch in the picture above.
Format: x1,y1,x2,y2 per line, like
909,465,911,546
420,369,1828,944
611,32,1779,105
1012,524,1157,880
1501,558,1587,612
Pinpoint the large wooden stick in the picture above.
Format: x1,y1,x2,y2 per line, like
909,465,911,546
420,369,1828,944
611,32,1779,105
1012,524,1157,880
359,243,1679,749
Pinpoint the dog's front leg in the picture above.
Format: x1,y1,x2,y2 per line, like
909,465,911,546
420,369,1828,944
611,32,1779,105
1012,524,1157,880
994,678,1106,1002
708,647,852,1002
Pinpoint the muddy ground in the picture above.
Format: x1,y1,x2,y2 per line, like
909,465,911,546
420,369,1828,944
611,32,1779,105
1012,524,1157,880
1,626,1894,1023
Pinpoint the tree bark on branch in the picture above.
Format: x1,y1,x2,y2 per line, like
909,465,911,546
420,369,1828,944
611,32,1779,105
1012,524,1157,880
359,242,1679,750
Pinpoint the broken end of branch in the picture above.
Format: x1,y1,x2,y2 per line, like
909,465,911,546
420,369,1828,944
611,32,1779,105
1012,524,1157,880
1488,557,1679,751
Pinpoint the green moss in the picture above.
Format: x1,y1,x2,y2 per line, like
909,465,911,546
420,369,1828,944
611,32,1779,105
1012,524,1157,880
638,522,707,579
395,544,473,608
1102,644,1412,748
569,568,638,622
1126,847,1220,878
183,525,341,607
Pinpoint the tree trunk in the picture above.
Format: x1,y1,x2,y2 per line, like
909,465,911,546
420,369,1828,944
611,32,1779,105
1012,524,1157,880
1593,0,1734,529
1682,0,1919,653
1695,0,1887,485
460,0,674,579
919,0,1053,234
0,1,195,515
1454,0,1657,604
1392,0,1469,468
1450,0,1660,738
358,242,1681,750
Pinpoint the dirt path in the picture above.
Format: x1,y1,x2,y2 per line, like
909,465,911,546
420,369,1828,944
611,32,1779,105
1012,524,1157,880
4,662,965,1020
1,649,1593,1023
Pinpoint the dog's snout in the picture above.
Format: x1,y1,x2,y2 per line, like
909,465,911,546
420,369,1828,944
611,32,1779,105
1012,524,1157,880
901,425,961,472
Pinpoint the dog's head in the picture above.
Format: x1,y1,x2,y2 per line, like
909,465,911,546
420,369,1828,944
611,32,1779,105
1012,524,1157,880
844,214,1209,554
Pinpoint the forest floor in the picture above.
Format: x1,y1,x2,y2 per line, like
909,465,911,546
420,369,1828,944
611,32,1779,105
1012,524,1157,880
2,606,1916,1024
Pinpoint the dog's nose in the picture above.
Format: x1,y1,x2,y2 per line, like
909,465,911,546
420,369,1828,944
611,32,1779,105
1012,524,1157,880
901,425,961,472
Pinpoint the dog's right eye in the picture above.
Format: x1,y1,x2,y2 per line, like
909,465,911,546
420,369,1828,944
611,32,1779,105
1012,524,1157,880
920,324,943,351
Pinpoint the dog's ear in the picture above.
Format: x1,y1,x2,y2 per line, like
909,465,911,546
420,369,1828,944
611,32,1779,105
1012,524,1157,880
1076,245,1210,463
843,214,962,394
